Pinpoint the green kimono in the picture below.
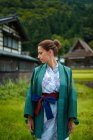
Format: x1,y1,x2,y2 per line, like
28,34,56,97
24,62,79,140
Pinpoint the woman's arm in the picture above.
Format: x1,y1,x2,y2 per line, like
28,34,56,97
24,84,34,118
24,70,35,132
68,117,74,134
28,115,34,132
68,69,79,125
24,69,35,120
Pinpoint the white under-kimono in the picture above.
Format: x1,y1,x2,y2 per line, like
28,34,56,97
37,63,69,140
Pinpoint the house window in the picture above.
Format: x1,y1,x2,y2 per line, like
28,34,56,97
8,36,12,48
3,34,19,50
12,39,18,49
3,36,8,47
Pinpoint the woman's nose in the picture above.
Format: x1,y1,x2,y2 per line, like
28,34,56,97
38,55,40,59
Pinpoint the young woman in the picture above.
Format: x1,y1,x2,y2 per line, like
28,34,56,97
24,39,79,140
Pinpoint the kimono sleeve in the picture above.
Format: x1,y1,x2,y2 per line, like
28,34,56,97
24,70,35,118
68,69,79,125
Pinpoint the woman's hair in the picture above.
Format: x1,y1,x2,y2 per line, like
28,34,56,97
38,39,61,56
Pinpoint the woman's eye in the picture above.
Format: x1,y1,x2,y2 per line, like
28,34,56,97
39,52,42,55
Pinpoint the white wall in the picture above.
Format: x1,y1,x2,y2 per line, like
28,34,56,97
18,41,21,54
0,30,3,50
3,47,11,52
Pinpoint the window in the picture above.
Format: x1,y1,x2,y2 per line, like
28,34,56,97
3,34,19,50
8,36,12,48
12,39,18,49
3,36,8,47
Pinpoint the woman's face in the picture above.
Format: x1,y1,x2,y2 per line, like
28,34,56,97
38,46,50,63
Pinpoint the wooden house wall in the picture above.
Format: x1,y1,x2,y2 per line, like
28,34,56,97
0,56,38,83
66,56,93,68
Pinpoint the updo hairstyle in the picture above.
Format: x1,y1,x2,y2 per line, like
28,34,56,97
38,39,61,56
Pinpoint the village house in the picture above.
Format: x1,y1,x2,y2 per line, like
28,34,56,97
0,15,38,83
64,39,93,68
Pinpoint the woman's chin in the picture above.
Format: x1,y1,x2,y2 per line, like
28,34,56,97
41,61,45,63
40,60,45,63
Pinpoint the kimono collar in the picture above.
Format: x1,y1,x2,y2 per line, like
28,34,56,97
36,62,66,97
46,63,58,73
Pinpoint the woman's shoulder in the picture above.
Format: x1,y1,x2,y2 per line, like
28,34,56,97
63,65,71,72
63,65,72,81
59,62,71,72
60,63,72,77
34,63,46,73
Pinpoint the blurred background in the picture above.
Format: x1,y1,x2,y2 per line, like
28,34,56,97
0,0,93,140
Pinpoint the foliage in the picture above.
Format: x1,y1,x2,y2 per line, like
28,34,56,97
89,40,93,50
0,79,28,99
0,0,93,56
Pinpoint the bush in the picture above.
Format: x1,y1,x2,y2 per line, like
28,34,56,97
0,79,29,99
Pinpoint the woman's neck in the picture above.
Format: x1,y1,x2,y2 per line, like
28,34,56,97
47,58,57,70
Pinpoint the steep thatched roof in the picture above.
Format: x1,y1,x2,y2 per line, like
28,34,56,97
64,39,93,59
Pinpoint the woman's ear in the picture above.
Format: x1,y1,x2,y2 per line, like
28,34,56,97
48,49,54,56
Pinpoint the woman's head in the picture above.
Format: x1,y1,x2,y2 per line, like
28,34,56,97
38,39,61,63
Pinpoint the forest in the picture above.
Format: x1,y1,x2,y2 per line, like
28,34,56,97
0,0,93,57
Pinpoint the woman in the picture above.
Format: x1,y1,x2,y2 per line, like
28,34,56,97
24,39,79,140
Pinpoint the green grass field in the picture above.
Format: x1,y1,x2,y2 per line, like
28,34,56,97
0,98,37,140
72,69,93,81
70,83,93,140
0,69,93,140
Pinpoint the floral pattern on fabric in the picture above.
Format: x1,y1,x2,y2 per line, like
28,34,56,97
42,63,60,93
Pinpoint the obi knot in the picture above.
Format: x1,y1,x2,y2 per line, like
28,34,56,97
32,92,59,120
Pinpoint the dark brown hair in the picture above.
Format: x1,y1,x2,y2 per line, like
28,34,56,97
38,39,61,56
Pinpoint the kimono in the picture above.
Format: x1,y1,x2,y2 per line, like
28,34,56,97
24,62,79,140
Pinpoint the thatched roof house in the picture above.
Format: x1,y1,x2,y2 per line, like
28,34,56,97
64,39,93,68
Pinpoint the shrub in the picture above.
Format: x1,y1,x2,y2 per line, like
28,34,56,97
0,79,29,99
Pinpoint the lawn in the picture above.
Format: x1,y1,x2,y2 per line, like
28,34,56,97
0,98,34,140
0,69,93,140
72,69,93,81
70,83,93,140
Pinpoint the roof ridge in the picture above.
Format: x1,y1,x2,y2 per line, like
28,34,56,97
79,39,93,53
69,39,93,53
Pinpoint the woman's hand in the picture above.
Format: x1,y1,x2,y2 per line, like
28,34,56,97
28,115,34,133
68,118,74,134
